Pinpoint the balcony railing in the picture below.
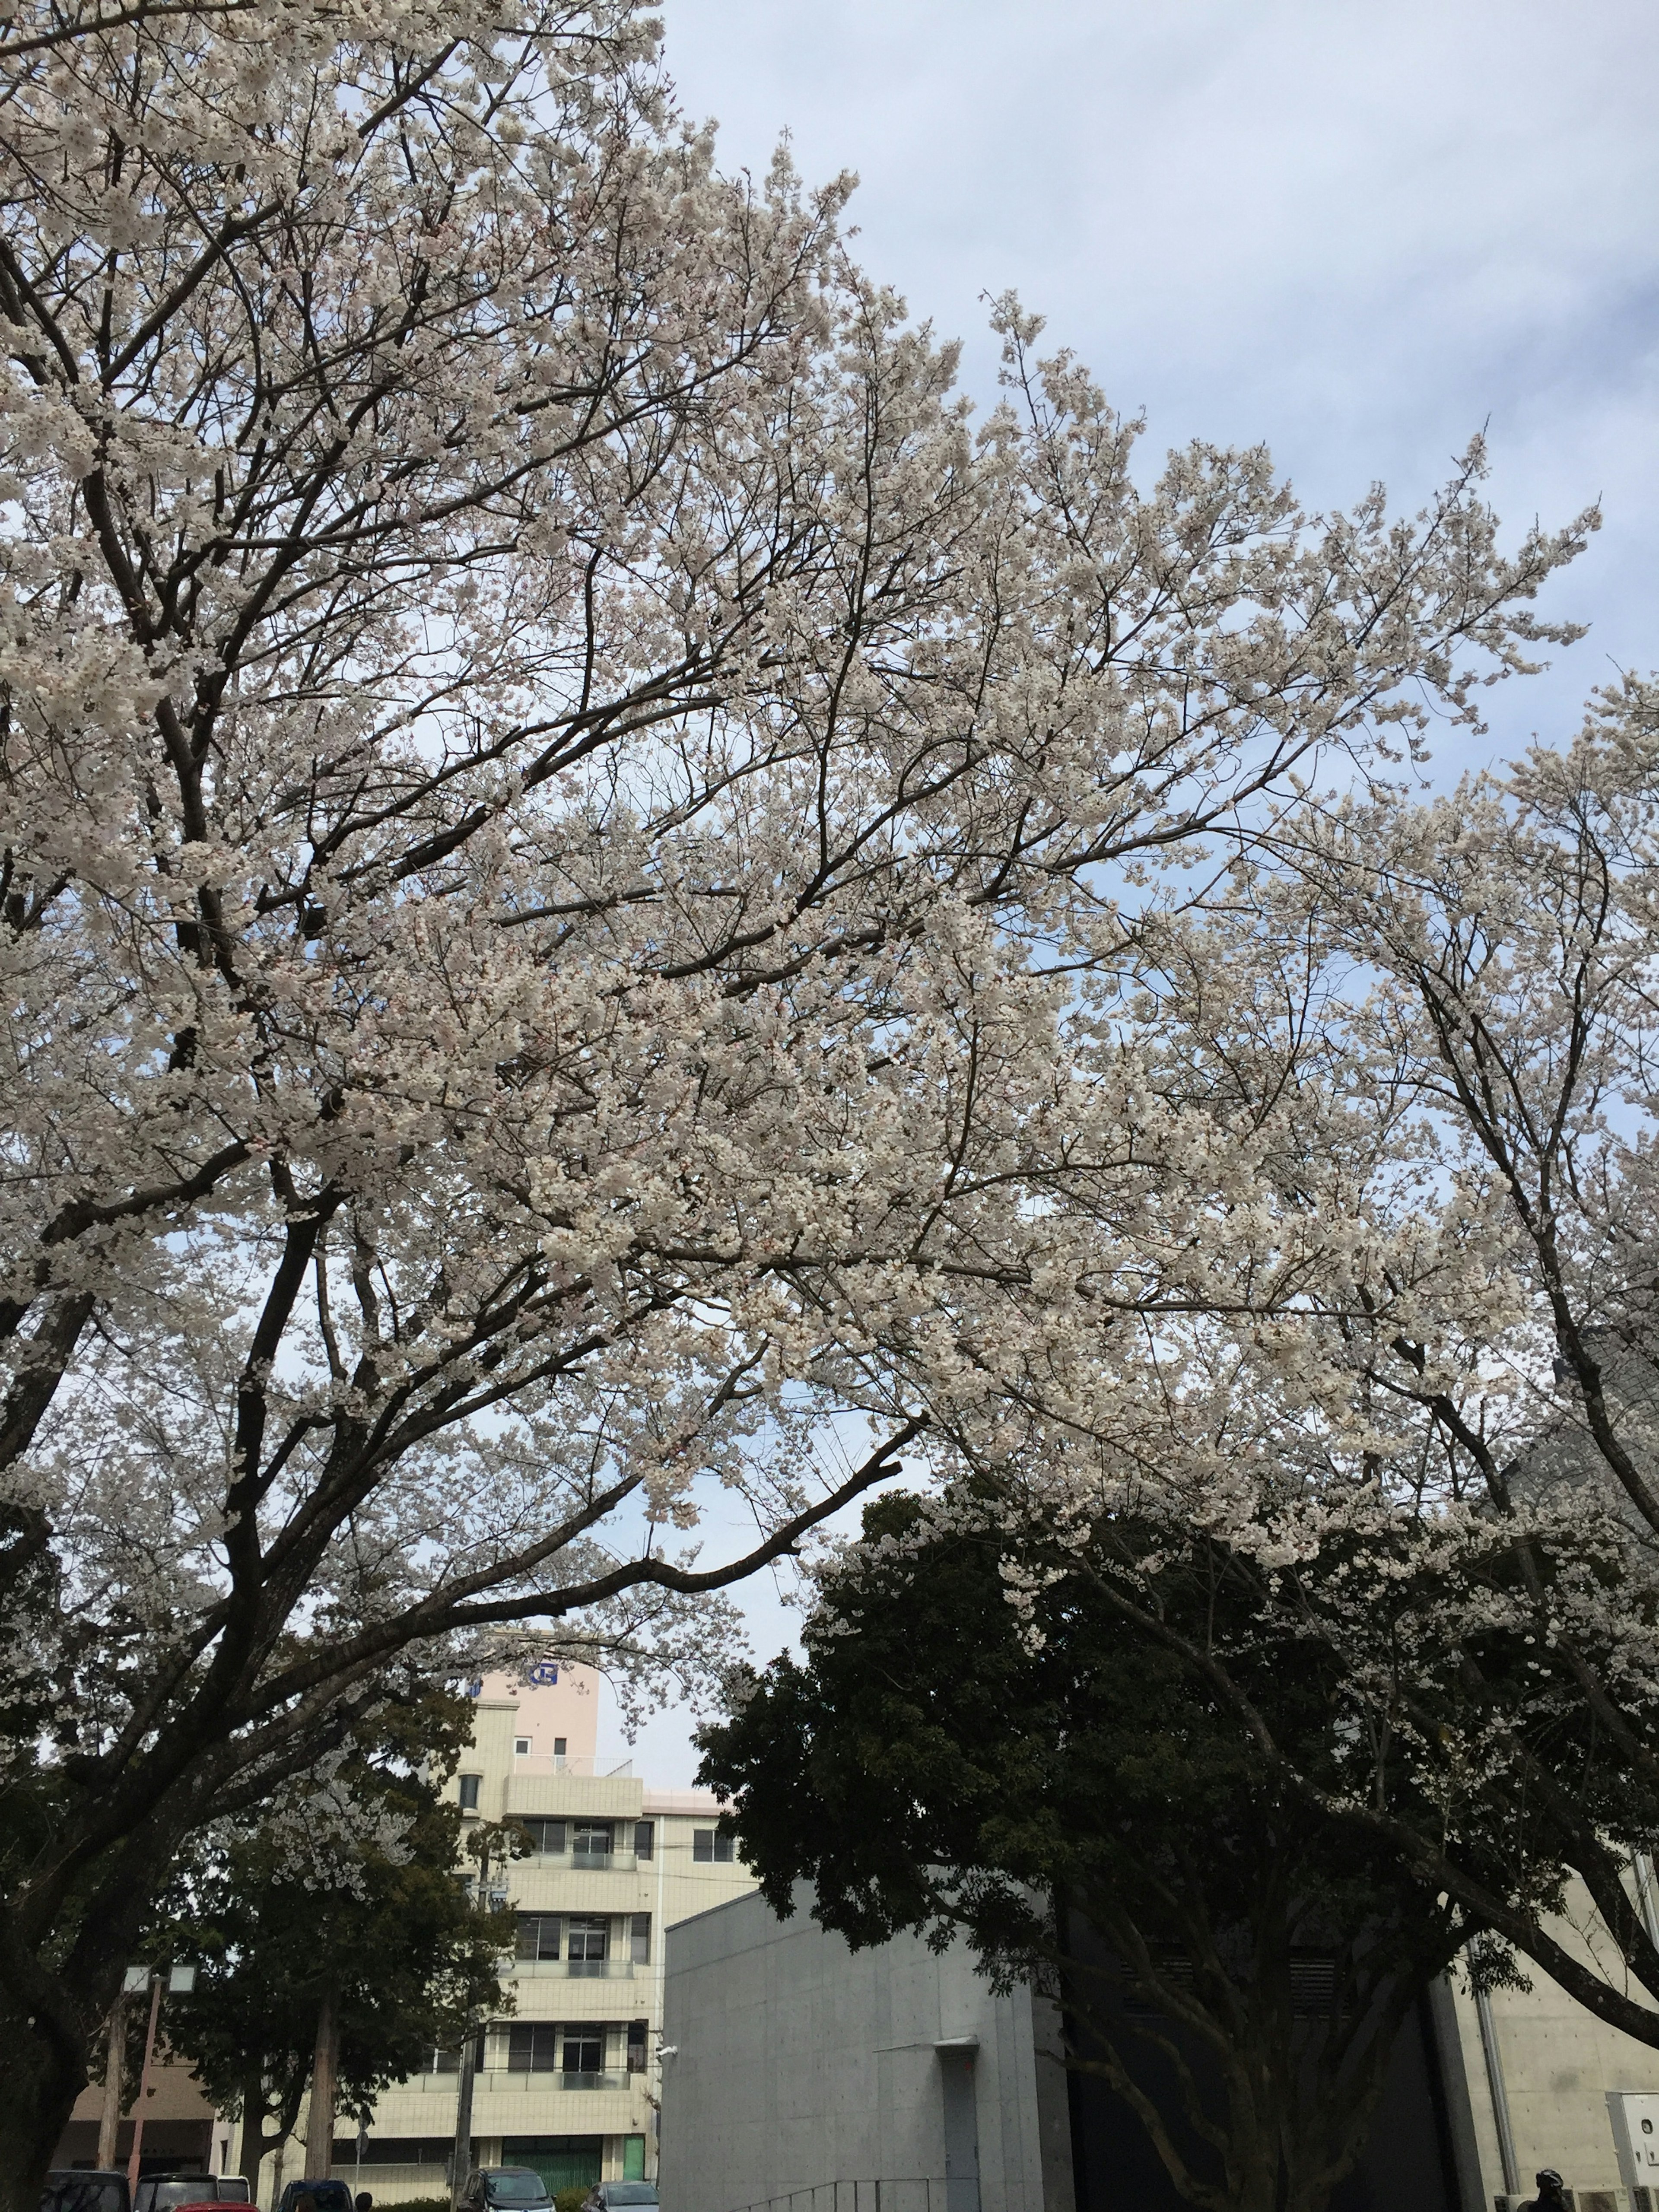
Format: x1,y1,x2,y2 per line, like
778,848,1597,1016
473,2069,636,2094
516,1848,639,1873
512,1957,636,1980
511,1754,634,1777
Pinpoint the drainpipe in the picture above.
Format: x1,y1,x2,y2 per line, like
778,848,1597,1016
1471,1956,1520,2200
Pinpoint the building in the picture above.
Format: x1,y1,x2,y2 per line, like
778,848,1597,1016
659,1885,1076,2212
349,1660,756,2204
53,2053,226,2178
659,1883,1659,2212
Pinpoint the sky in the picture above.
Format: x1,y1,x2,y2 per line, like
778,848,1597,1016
596,0,1659,1785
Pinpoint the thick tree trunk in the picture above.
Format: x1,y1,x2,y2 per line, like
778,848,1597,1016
303,1986,338,2182
0,1990,90,2212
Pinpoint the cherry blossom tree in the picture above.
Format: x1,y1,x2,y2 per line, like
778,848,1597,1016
928,674,1659,2069
0,0,1587,2194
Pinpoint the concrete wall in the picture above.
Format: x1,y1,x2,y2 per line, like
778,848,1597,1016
1437,1913,1659,2206
660,1887,1073,2212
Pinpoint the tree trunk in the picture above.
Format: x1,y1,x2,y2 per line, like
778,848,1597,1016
303,1986,338,2182
449,2023,479,2212
0,1985,91,2212
97,1997,126,2170
239,2070,267,2191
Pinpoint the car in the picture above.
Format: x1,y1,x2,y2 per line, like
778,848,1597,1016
41,2172,130,2212
458,2170,553,2212
133,2183,248,2212
273,2182,355,2212
583,2187,659,2212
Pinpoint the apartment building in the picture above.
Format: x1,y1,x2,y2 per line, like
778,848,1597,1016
354,1660,756,2202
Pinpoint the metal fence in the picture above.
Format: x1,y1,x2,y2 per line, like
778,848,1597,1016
728,2182,948,2212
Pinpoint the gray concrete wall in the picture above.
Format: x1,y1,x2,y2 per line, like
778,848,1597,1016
660,1887,1071,2212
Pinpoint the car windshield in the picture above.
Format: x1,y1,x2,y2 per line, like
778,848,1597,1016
152,2188,216,2208
486,2179,547,2205
44,2179,127,2212
605,2191,660,2205
290,2187,352,2212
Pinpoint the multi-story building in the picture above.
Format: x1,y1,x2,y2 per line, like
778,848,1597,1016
356,1661,756,2204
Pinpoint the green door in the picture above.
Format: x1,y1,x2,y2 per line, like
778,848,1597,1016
502,2138,604,2195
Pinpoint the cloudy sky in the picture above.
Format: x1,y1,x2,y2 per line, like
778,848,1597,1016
595,0,1659,1784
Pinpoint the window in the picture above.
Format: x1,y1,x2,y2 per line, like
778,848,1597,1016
516,1914,561,1962
633,1821,654,1860
514,1737,532,1756
629,1914,650,1966
626,2021,648,2075
566,1915,609,1966
571,1819,612,1864
458,1773,481,1811
513,1816,566,1855
423,2047,461,2074
693,1827,734,1863
561,2026,603,2076
508,2023,560,2071
329,2139,454,2169
553,1736,567,1758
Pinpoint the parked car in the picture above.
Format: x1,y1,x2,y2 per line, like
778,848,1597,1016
134,2182,248,2212
41,2172,130,2212
583,2187,659,2212
458,2171,553,2212
274,2182,355,2212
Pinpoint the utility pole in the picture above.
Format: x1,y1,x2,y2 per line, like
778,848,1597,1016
97,1991,127,2170
126,1973,165,2196
449,1837,492,2212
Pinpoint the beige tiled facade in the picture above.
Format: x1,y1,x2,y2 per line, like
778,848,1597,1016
354,1662,756,2202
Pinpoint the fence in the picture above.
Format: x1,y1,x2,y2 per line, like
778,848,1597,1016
728,2182,948,2212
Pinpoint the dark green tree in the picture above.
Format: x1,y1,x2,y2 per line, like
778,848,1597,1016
696,1495,1516,2212
146,1687,514,2183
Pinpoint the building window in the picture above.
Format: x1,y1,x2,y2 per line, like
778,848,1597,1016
626,2022,648,2075
458,1773,481,1811
553,1736,567,1759
629,1915,650,1966
508,2023,561,2072
571,1820,612,1865
514,1737,532,1756
513,1817,566,1856
693,1827,734,1863
561,2027,603,2078
633,1821,654,1860
425,2047,461,2074
516,1914,562,1962
566,1915,609,1967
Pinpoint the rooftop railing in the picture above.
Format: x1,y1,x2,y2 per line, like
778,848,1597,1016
510,1754,634,1777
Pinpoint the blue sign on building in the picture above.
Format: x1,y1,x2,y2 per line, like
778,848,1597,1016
527,1659,560,1686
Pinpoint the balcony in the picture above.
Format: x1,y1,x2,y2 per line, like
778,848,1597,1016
474,2069,639,2094
516,1848,639,1874
511,1755,633,1777
512,1957,637,1980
